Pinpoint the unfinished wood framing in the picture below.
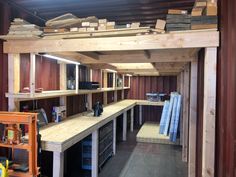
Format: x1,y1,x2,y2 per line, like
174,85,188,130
202,47,217,177
179,71,184,145
8,54,20,111
53,152,64,177
182,64,190,162
75,64,79,94
87,93,92,111
3,31,219,53
188,59,198,177
103,92,108,105
30,53,36,96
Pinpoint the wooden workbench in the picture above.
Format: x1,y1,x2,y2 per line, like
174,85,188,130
39,99,163,177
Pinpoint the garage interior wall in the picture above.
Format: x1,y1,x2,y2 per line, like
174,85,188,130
0,0,236,176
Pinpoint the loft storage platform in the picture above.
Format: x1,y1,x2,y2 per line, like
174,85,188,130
5,87,130,101
3,30,219,54
136,122,180,145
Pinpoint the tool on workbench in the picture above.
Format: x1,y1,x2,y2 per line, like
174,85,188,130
93,102,103,117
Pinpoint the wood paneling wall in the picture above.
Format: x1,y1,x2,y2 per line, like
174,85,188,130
128,76,177,123
117,90,122,101
128,76,177,100
107,91,114,104
92,93,103,106
20,98,60,122
0,2,44,111
20,54,60,91
92,69,101,83
67,95,87,116
216,0,236,176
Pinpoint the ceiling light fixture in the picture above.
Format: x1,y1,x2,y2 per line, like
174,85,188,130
43,54,80,65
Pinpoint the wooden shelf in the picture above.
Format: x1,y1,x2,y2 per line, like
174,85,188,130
0,143,29,150
136,100,165,106
8,169,39,177
5,87,130,101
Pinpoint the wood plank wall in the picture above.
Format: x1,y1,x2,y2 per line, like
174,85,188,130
117,90,122,101
92,93,103,105
128,76,177,99
216,0,236,176
0,2,44,111
20,54,60,91
20,98,60,122
107,91,115,104
128,76,177,122
67,95,87,116
92,69,102,83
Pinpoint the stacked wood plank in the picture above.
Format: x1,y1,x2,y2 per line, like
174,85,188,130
166,9,191,31
155,19,166,33
0,18,43,40
191,1,218,29
44,13,98,33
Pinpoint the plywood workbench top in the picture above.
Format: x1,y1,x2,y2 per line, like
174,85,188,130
39,99,163,152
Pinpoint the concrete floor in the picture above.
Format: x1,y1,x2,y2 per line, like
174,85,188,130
99,130,187,177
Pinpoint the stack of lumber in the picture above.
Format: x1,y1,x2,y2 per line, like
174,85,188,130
97,19,115,30
159,92,182,142
191,1,218,29
0,18,42,40
166,9,191,31
44,13,98,33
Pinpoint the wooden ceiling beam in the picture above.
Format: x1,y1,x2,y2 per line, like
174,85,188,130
86,64,117,70
4,31,219,53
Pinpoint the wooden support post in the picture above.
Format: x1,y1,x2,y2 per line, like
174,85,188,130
123,112,127,141
90,69,93,82
182,64,190,162
177,73,181,93
30,53,36,97
180,71,184,146
122,74,125,88
53,152,64,177
114,90,118,102
100,69,103,89
103,71,108,88
113,72,116,88
103,92,107,105
60,63,67,117
202,47,217,177
87,93,92,111
75,64,79,94
92,130,98,177
188,60,198,177
128,76,131,88
113,118,117,155
131,108,134,132
139,105,143,125
60,63,67,90
8,54,20,111
121,90,125,100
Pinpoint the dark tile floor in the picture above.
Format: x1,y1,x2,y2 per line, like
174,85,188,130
99,130,187,177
